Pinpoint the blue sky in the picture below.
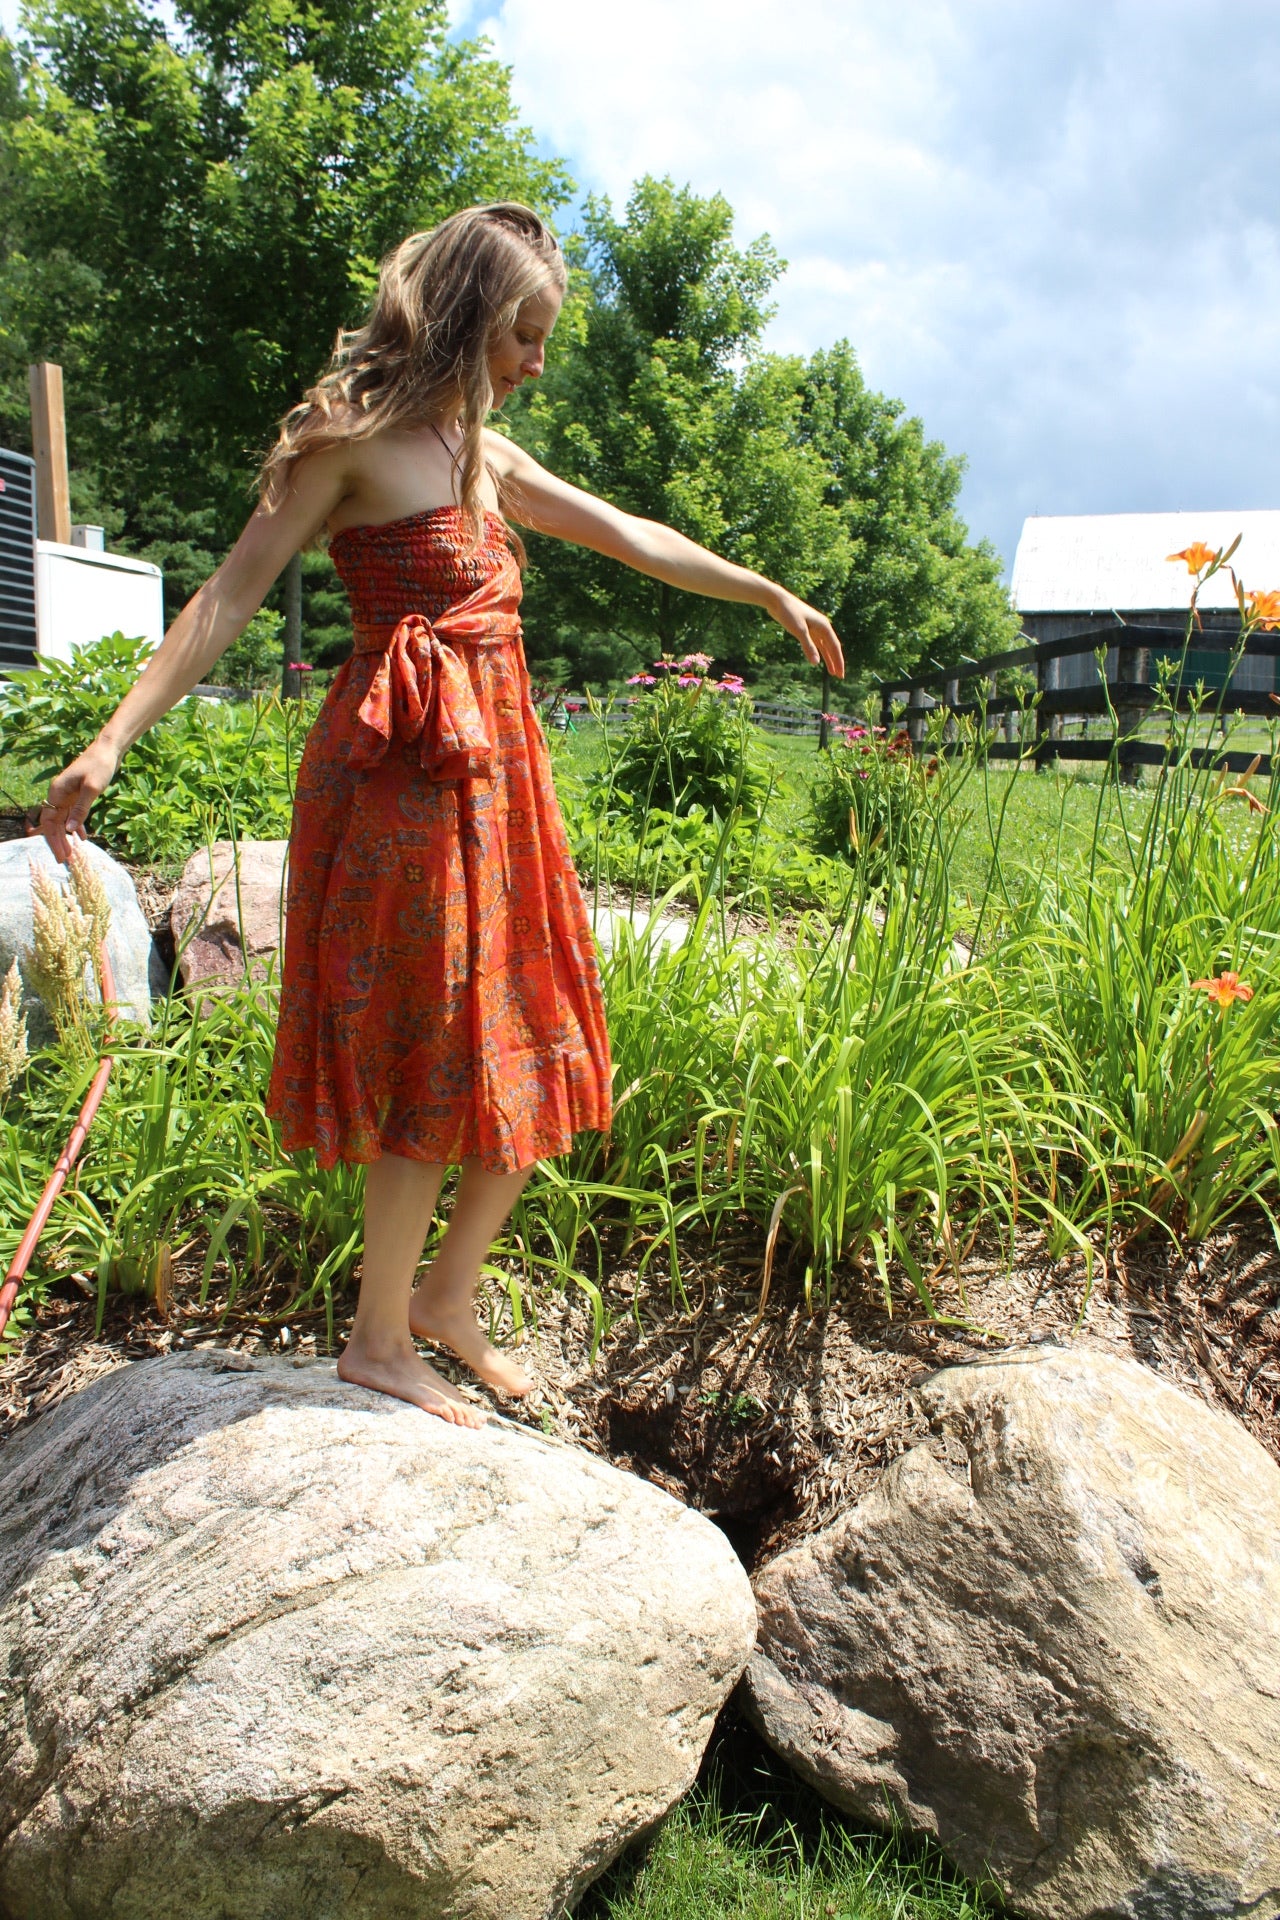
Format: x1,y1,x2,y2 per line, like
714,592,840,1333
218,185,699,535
448,0,1280,577
6,0,1280,576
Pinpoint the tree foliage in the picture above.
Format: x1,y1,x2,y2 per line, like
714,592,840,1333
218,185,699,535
0,0,569,660
799,343,1017,681
1,23,1011,693
512,178,1013,691
510,178,850,686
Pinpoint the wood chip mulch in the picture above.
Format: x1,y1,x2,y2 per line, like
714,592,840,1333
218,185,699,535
4,1209,1277,1572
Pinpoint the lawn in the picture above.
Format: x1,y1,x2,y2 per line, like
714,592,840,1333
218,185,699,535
552,715,1166,905
582,1712,988,1920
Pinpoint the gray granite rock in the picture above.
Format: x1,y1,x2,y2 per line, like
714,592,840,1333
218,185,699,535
0,1351,756,1920
744,1345,1280,1920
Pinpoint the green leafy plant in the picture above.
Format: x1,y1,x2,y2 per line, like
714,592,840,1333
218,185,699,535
1,632,309,863
218,608,285,690
807,723,941,877
606,655,771,818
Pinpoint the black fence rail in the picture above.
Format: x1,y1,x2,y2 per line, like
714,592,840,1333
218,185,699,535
875,614,1277,778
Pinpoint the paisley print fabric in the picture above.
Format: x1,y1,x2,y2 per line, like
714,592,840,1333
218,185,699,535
264,506,613,1173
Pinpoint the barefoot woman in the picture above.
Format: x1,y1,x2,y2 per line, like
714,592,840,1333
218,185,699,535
40,203,844,1426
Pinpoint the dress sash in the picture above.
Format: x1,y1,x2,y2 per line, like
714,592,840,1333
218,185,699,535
348,554,523,780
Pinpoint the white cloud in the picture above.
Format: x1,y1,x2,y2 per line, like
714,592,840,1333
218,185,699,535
450,0,1280,574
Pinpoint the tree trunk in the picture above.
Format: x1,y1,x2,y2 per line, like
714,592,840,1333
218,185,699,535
658,582,675,658
282,553,303,700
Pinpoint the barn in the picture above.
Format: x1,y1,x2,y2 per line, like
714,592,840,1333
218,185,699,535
1010,510,1280,695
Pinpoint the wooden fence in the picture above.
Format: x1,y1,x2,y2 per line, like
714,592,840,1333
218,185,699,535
875,614,1278,778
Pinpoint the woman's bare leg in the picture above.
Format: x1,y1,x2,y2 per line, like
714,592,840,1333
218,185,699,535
409,1157,535,1397
338,1153,487,1427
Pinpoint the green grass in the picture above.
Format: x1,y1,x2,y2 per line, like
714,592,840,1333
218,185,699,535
581,1714,989,1920
0,753,44,812
553,722,1164,900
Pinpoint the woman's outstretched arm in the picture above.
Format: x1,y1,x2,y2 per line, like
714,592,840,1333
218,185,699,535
487,434,845,679
39,451,349,861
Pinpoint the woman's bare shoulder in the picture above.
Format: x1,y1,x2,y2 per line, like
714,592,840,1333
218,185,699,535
482,426,531,478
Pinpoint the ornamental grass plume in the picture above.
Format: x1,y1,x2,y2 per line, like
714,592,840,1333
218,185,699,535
0,959,27,1103
25,851,112,1048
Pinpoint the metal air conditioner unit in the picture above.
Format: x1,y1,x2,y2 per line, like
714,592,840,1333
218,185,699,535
0,449,38,673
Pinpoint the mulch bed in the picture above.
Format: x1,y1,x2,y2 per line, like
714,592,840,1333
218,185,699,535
4,1208,1277,1573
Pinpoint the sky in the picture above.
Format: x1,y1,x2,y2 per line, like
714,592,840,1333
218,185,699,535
447,0,1280,577
4,0,1279,576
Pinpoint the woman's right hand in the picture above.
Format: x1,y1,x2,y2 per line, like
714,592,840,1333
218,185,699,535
39,738,119,864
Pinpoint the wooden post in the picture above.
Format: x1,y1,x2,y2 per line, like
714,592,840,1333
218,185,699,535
28,363,71,546
907,685,927,749
986,673,999,736
282,552,303,699
879,685,893,734
944,676,959,745
1115,638,1150,785
1035,648,1060,770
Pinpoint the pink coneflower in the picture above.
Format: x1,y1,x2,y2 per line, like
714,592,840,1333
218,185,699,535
676,674,701,687
679,653,712,673
626,673,657,686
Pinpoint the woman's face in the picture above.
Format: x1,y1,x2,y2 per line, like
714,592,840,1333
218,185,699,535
488,283,563,406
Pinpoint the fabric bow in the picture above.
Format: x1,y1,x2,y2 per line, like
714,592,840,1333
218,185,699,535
348,556,521,780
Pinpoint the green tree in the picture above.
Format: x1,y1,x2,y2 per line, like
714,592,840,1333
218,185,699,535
0,0,569,665
509,177,850,687
799,342,1017,683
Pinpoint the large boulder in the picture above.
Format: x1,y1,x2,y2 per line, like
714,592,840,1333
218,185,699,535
0,836,158,1036
743,1344,1280,1920
0,1351,755,1920
170,838,288,988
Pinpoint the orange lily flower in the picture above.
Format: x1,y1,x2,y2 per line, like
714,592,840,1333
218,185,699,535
1191,971,1254,1008
1246,589,1280,629
1167,542,1217,574
1222,784,1268,815
1221,755,1267,814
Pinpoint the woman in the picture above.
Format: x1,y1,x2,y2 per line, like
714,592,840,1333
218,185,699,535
40,203,844,1427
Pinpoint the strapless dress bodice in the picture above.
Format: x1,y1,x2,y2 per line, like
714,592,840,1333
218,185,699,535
329,506,518,631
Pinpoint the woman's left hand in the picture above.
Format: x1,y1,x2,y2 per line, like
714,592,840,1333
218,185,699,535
769,590,845,679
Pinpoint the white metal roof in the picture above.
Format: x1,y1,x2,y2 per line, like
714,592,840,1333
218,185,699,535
1010,511,1280,614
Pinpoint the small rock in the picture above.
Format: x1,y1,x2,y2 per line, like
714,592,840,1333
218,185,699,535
744,1345,1280,1920
170,838,288,990
0,1351,756,1920
0,838,155,1038
590,903,689,957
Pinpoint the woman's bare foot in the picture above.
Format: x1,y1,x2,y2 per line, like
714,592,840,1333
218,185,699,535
337,1337,488,1427
409,1289,534,1398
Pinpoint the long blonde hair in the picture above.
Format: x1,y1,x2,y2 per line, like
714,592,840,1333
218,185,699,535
258,203,565,547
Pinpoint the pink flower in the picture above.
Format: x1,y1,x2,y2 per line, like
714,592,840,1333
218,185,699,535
845,725,867,740
679,652,712,672
676,674,701,687
626,673,656,686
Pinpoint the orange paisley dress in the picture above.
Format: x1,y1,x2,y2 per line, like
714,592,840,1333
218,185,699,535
264,506,613,1172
